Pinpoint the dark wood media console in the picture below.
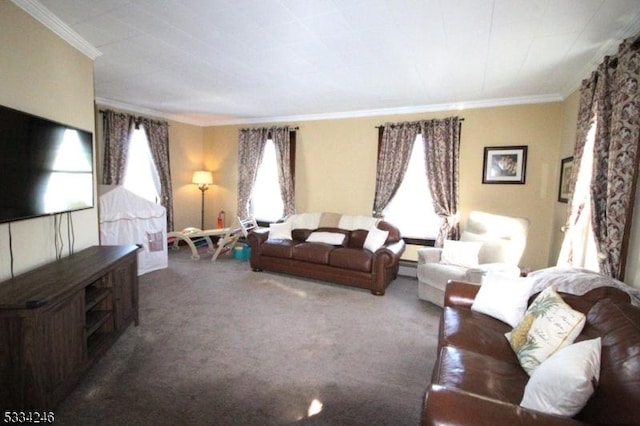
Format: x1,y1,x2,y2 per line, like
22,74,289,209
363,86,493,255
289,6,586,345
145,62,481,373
0,245,139,410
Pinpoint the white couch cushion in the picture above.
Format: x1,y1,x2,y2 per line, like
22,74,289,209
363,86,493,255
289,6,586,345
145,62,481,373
306,231,345,245
521,338,601,416
440,240,482,268
363,226,388,252
472,273,535,327
268,221,292,240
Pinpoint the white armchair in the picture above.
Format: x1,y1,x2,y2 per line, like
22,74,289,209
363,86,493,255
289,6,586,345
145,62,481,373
417,211,530,307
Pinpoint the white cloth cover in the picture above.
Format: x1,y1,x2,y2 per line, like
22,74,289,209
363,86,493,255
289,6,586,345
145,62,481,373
99,185,167,275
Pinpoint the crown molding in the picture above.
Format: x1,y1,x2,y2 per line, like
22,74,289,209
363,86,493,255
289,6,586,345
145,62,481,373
12,0,102,60
97,94,563,127
200,94,564,127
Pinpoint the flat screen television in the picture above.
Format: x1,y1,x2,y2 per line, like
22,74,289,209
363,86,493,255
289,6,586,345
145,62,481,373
0,104,94,224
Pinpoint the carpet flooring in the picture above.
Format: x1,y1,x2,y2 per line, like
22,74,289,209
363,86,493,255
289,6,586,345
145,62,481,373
54,249,442,425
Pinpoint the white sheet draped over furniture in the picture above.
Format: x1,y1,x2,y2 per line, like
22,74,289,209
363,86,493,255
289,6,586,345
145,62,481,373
417,211,529,306
99,185,167,275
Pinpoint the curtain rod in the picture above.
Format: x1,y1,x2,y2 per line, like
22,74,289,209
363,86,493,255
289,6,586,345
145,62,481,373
239,126,299,131
375,118,464,129
98,109,169,126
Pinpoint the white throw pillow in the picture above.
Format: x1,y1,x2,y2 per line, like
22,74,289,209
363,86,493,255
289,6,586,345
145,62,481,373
506,286,586,375
440,240,482,268
363,226,389,252
521,338,601,416
268,221,292,240
471,273,535,327
306,231,345,245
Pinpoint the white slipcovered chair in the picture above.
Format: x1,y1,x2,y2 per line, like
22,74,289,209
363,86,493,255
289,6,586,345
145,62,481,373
417,211,530,307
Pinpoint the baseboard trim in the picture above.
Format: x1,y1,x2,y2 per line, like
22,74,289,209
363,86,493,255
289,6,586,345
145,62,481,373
398,260,417,278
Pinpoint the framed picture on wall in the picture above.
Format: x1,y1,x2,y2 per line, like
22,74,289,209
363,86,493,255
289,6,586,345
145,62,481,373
558,156,574,203
482,146,528,184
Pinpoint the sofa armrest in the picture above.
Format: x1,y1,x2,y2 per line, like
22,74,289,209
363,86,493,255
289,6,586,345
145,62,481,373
381,239,405,257
444,281,481,308
247,228,269,247
422,385,586,426
418,247,442,265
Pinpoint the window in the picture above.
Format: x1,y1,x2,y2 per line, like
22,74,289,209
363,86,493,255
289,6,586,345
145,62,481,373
383,134,442,240
558,119,599,270
122,125,161,203
250,139,284,222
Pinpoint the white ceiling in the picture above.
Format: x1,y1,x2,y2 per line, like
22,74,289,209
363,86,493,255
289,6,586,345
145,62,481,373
22,0,640,126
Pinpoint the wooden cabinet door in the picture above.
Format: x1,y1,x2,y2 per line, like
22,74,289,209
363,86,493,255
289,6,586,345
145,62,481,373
113,258,138,330
39,291,86,408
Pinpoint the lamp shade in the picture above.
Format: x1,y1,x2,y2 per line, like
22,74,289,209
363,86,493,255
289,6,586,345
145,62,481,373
192,170,213,186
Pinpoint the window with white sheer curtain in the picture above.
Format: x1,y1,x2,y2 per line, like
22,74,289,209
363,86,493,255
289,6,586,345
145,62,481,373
250,139,284,222
122,125,161,203
383,134,442,239
558,120,599,271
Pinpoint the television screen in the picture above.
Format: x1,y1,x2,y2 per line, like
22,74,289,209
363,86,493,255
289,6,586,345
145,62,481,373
0,104,94,224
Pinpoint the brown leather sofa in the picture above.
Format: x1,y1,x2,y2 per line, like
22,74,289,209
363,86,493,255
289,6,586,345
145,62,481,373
422,281,640,425
247,219,405,295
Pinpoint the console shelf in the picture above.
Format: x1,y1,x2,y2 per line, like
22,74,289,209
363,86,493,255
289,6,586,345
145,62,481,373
0,245,139,410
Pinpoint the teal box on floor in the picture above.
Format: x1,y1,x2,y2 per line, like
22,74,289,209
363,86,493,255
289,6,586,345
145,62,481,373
233,244,250,261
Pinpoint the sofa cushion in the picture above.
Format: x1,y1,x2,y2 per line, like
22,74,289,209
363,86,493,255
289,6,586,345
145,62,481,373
292,242,333,265
471,273,535,327
329,248,372,272
441,239,482,268
507,287,586,375
316,227,350,247
306,232,346,246
576,298,640,424
348,230,368,249
440,306,518,363
520,337,601,417
433,346,528,405
260,240,295,258
291,229,314,242
269,221,292,240
363,226,389,252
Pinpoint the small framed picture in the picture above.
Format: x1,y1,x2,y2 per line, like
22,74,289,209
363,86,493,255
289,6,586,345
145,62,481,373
482,146,528,184
558,156,574,203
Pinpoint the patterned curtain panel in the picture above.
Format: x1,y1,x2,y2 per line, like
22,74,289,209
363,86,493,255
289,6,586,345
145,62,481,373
593,35,640,279
142,118,174,232
561,33,640,279
102,109,134,185
422,117,461,246
271,126,295,216
372,122,418,217
237,128,268,218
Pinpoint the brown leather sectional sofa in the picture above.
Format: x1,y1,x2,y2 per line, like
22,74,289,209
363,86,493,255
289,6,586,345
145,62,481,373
422,281,640,425
247,219,405,295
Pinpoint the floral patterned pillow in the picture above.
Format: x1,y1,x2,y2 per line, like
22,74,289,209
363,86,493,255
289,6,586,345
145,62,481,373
506,286,586,375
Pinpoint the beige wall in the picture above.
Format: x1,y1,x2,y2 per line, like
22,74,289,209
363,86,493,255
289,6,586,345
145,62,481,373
0,2,97,280
94,106,205,232
204,102,563,270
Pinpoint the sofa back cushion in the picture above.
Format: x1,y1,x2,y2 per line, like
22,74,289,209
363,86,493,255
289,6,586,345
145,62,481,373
349,229,368,248
576,298,640,424
460,211,529,265
291,229,313,242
